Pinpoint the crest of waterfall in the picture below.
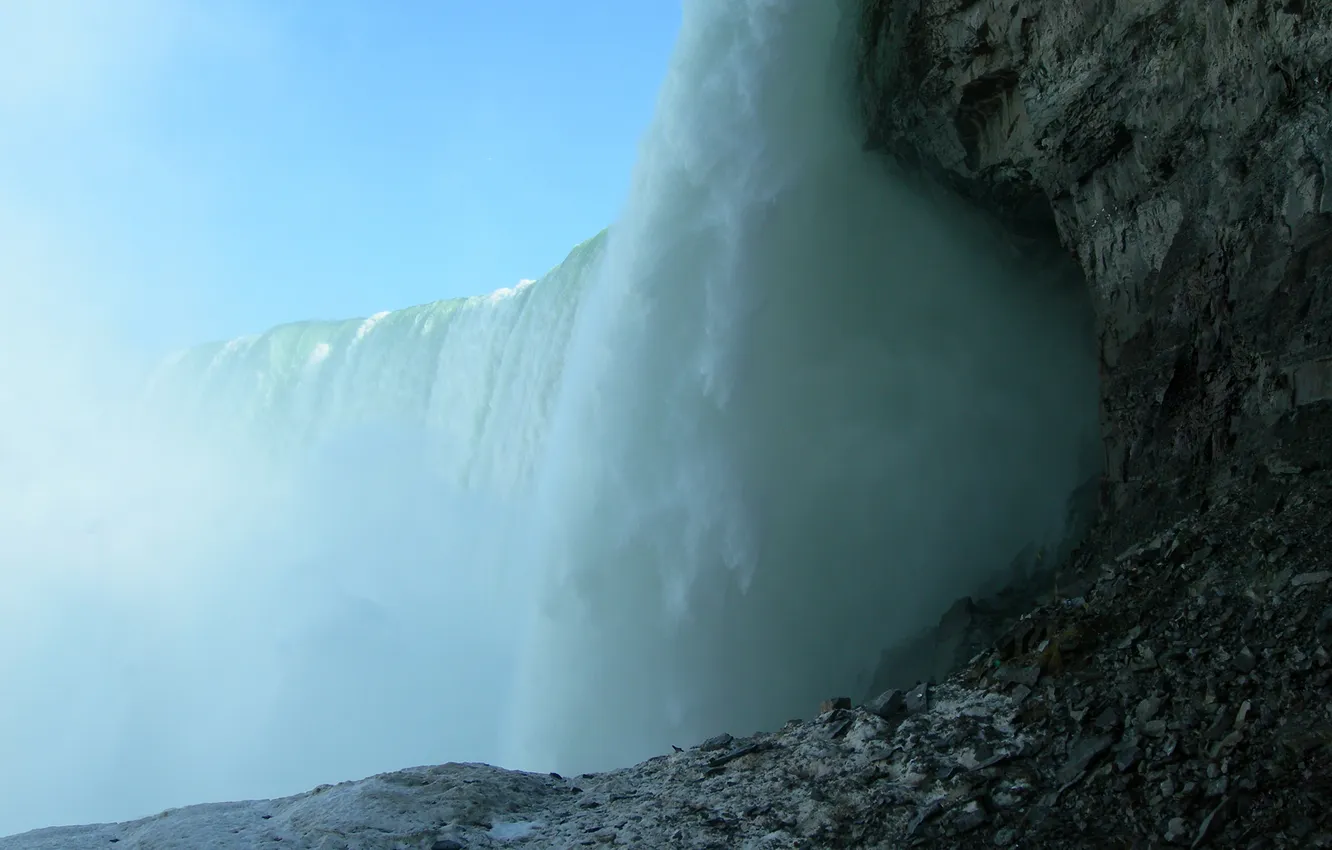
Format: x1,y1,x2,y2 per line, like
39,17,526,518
501,0,1101,773
0,1,1103,837
150,230,608,497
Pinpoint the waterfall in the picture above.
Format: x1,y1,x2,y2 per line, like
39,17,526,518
502,0,1100,772
0,0,1100,836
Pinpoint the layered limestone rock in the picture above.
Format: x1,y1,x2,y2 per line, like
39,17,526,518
6,4,1332,848
857,0,1332,543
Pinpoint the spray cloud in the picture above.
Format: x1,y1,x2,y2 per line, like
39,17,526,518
0,0,1100,836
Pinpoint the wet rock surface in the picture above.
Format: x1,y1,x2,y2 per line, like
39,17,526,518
928,472,1332,848
4,3,1331,849
6,475,1330,848
858,0,1332,548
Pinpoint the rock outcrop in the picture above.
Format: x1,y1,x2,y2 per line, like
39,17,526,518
4,475,1329,847
6,2,1331,848
858,0,1332,548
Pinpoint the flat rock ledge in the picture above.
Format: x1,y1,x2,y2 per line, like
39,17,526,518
5,472,1332,849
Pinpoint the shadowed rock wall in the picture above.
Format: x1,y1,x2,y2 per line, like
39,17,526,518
857,0,1332,543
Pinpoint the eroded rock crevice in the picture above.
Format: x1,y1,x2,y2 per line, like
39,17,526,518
858,0,1332,546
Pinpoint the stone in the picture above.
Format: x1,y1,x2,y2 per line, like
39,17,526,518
952,800,988,833
1136,696,1164,725
1116,745,1142,774
905,681,929,714
995,664,1041,687
1234,647,1257,673
1056,734,1114,785
4,4,1332,849
867,688,905,719
699,733,734,752
1271,569,1295,593
1164,817,1191,844
1093,706,1120,730
1291,572,1332,588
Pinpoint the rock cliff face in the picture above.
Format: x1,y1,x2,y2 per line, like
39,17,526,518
5,4,1332,849
858,0,1332,543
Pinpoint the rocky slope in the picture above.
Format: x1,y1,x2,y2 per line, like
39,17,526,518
5,2,1331,848
3,475,1328,848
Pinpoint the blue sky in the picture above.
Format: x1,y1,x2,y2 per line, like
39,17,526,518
0,0,679,359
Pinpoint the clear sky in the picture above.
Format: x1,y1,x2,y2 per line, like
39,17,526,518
0,0,680,359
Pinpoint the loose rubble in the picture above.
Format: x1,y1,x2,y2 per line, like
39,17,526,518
3,0,1329,845
5,472,1329,848
896,471,1332,848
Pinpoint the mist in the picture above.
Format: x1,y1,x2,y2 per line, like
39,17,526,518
0,286,528,833
0,0,1102,838
0,186,520,835
0,195,598,834
502,0,1101,773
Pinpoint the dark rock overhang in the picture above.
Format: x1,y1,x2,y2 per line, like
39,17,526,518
855,0,1332,545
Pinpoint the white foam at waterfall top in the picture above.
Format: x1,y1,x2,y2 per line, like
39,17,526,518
502,0,1101,772
0,0,1099,839
0,230,605,836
